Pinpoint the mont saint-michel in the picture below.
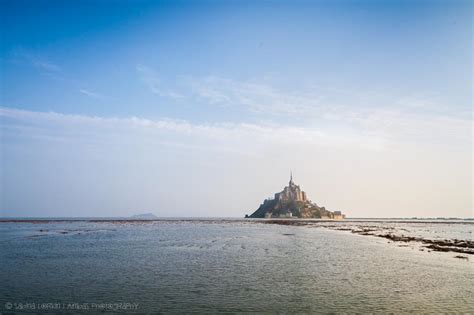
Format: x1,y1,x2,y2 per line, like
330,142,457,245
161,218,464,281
246,173,345,219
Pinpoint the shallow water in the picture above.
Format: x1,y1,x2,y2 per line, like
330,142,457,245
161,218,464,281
1,220,473,313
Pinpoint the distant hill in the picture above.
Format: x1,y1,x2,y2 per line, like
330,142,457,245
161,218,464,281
130,213,158,220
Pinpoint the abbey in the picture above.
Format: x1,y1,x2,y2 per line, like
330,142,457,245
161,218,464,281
246,173,345,219
275,173,307,203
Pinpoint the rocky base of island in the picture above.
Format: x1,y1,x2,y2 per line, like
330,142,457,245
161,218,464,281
247,199,344,219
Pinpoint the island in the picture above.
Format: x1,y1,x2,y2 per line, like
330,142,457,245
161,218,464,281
246,173,345,219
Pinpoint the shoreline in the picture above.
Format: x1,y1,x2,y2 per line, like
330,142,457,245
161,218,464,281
0,218,473,224
1,218,472,256
255,219,474,256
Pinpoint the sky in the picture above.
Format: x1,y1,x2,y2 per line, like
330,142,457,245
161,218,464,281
0,0,472,218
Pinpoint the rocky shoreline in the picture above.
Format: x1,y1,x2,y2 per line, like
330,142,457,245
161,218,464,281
258,219,474,257
348,227,474,255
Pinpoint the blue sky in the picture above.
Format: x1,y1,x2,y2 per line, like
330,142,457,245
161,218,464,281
1,0,472,217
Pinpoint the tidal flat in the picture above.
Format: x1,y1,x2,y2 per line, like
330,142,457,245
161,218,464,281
1,219,472,313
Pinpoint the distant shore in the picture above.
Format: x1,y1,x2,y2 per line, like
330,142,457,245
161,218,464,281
0,217,472,224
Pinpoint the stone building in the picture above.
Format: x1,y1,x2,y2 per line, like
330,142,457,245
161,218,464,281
274,172,307,202
333,211,345,220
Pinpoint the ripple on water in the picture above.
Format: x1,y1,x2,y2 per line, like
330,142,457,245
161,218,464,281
0,220,473,313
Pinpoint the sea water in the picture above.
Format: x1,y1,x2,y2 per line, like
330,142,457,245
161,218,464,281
1,219,472,313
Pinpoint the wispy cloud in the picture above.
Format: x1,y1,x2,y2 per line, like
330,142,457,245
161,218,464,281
31,59,61,72
189,76,471,138
0,106,386,152
186,76,323,116
11,49,109,100
134,67,471,143
1,102,471,156
136,65,184,99
16,51,62,73
79,89,104,100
